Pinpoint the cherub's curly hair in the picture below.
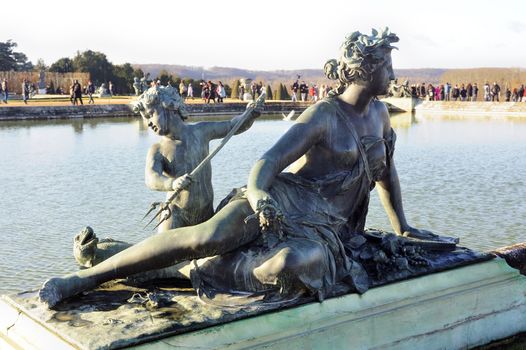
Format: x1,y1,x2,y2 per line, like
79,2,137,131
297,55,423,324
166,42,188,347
131,86,189,120
325,28,399,96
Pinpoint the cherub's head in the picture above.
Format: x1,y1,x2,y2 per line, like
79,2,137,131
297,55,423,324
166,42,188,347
324,28,399,96
131,86,189,136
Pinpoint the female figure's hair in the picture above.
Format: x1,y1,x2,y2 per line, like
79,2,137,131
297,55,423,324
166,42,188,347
131,85,189,120
325,28,399,95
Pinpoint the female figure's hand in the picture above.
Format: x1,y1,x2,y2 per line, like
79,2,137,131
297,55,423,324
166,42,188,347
402,227,437,240
402,226,459,244
255,197,283,233
245,191,285,247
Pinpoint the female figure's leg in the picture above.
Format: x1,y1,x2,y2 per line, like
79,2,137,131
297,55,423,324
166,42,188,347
252,239,328,296
39,199,259,307
194,238,329,298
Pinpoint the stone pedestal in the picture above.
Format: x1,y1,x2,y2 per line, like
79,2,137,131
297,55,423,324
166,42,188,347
1,258,525,349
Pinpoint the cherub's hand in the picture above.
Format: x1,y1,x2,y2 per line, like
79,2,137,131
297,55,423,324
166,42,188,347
172,174,193,192
246,93,265,117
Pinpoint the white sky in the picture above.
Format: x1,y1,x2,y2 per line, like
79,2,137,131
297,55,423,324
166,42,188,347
4,0,526,71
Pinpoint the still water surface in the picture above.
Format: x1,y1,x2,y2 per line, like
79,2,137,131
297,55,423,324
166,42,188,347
0,114,525,294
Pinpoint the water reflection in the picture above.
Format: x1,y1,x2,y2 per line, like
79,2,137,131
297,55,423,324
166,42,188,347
389,112,415,129
0,114,525,295
0,116,138,131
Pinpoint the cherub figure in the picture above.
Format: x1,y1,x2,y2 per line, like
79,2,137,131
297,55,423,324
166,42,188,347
133,85,263,231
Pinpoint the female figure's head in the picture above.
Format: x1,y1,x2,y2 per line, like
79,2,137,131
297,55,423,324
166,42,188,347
132,85,189,136
324,28,399,96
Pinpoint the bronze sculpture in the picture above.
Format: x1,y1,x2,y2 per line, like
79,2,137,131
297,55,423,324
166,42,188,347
132,85,263,231
388,79,413,98
39,28,458,309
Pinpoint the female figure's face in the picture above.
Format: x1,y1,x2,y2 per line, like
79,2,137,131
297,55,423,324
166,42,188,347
370,51,395,96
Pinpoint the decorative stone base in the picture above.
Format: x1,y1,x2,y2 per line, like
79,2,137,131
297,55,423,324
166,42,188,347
1,258,525,349
0,102,312,121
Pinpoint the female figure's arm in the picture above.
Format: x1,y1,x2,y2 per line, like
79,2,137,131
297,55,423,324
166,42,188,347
374,103,411,235
374,103,437,239
376,158,410,235
246,107,326,211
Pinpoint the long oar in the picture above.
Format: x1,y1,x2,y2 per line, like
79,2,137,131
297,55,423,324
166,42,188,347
144,93,266,230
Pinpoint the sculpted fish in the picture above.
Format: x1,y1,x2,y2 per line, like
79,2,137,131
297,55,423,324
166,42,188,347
73,226,131,268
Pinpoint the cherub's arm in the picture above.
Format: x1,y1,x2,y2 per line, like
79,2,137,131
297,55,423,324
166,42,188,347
201,97,264,140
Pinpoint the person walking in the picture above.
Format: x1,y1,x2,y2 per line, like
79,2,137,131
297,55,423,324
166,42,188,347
299,81,308,102
308,84,315,102
216,81,226,103
460,84,467,101
451,84,460,101
72,80,83,105
472,83,478,101
427,84,434,101
512,88,519,102
291,80,299,102
483,82,490,101
187,82,193,99
491,82,500,102
1,79,8,104
518,84,525,102
179,81,187,98
22,79,30,104
87,80,95,104
466,83,473,101
419,83,426,99
207,81,217,103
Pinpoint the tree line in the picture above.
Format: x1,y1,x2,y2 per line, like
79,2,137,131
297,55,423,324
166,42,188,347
0,40,143,94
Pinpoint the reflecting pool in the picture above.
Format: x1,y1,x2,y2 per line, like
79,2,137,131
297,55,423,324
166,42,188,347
0,113,525,294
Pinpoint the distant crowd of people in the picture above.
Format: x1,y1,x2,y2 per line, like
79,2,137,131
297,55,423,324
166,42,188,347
197,80,227,103
290,80,333,102
153,79,226,104
410,82,526,102
0,78,117,105
0,78,38,104
3,76,526,105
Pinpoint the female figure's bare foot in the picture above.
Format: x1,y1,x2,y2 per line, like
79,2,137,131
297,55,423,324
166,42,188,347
39,274,96,308
39,277,67,308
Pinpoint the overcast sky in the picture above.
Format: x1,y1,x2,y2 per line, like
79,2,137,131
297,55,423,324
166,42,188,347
4,0,526,71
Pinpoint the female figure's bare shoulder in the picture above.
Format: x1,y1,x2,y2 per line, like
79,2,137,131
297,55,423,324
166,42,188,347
371,99,391,127
295,99,336,126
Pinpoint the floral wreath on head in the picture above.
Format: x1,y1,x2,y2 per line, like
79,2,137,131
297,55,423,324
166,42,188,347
131,85,189,120
325,28,399,95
